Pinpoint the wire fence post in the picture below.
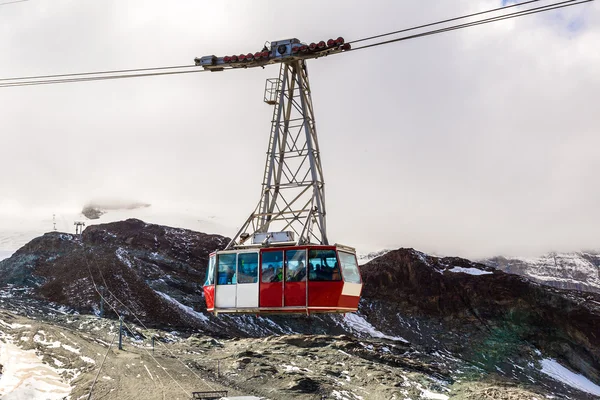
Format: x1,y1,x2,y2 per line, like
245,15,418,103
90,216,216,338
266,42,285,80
99,286,104,319
152,336,155,355
118,317,123,350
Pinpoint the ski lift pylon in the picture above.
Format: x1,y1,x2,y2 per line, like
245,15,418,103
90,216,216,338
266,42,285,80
198,38,362,315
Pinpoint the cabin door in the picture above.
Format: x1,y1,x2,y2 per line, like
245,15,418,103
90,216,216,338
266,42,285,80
215,253,237,308
236,252,259,308
259,250,284,308
284,249,307,307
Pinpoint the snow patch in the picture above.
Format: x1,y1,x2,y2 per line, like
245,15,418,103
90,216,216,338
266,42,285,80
448,266,492,276
0,319,31,330
332,389,364,399
0,341,72,399
282,364,302,373
419,388,449,399
115,248,133,268
33,334,61,348
61,344,80,354
540,358,600,396
357,250,390,265
343,313,408,343
154,291,209,323
80,356,95,364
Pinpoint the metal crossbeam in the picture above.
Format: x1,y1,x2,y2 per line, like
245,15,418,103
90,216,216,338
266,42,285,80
226,59,327,249
195,38,349,72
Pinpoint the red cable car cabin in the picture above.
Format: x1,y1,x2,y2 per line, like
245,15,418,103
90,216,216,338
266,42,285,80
203,244,362,315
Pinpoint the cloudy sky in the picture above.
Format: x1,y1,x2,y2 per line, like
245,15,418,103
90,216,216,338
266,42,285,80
0,0,598,258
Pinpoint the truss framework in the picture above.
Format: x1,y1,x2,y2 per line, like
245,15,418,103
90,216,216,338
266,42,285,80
227,60,327,249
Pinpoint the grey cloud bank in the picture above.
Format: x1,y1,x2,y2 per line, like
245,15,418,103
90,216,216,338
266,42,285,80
0,0,598,258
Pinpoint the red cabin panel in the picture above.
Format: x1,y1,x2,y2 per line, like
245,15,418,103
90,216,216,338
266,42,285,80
284,281,306,307
307,281,344,308
338,294,360,310
260,282,283,307
259,249,285,308
203,285,215,310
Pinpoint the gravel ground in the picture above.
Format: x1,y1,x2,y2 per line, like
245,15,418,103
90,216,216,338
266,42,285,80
0,309,591,399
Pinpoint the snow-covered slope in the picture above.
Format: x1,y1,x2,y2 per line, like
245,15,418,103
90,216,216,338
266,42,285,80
357,249,390,265
484,252,600,294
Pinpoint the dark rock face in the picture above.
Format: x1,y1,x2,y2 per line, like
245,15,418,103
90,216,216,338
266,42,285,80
0,232,81,287
1,220,599,394
360,249,600,384
0,219,228,331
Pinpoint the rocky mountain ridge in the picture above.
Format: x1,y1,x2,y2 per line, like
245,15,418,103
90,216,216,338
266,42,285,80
361,248,600,295
483,251,600,294
1,219,599,399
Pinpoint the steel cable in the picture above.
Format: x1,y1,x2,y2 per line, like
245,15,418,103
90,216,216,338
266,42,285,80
82,251,193,398
348,0,543,44
349,0,592,53
0,0,592,88
86,331,118,400
0,68,208,88
0,64,197,82
89,253,217,391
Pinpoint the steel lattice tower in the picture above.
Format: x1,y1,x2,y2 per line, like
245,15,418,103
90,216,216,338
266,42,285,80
227,60,327,248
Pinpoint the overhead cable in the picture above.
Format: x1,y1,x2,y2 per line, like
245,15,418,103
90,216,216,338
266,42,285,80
0,0,29,6
349,0,543,44
0,68,208,88
0,64,198,82
349,0,592,52
0,0,592,88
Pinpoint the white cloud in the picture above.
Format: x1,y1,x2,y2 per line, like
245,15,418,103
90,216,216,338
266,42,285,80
0,0,598,258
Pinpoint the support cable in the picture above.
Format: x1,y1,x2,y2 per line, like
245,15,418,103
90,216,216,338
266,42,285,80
349,0,592,53
88,253,217,391
81,252,193,398
0,64,197,82
0,0,28,6
0,0,591,88
348,0,543,44
86,331,118,400
0,68,207,88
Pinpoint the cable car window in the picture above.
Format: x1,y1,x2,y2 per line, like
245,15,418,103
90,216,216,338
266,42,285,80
285,250,306,282
238,253,259,284
205,255,216,286
217,253,237,285
308,249,341,281
338,251,361,284
261,251,283,283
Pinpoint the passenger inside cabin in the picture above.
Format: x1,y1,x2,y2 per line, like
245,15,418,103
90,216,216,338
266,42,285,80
307,249,342,281
274,266,282,282
262,265,275,282
309,262,317,280
226,266,236,284
312,260,336,280
296,261,306,281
